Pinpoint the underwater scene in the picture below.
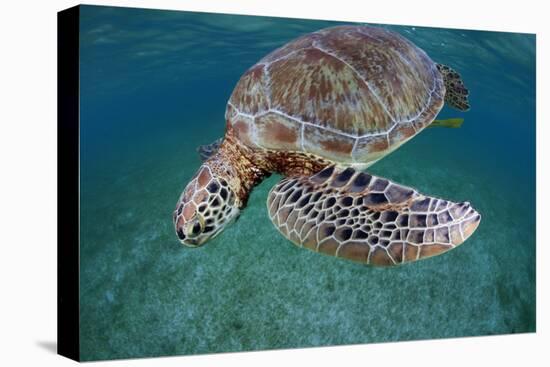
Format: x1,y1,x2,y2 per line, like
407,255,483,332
78,5,536,361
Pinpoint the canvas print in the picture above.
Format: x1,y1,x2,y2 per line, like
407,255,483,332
58,4,536,361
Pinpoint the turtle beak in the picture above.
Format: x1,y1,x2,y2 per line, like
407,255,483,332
176,216,205,247
183,216,210,247
181,238,201,247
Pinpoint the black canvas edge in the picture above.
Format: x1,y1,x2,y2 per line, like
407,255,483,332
57,5,81,362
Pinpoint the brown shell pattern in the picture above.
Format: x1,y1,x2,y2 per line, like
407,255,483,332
226,25,445,164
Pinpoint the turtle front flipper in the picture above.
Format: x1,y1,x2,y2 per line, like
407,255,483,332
267,166,480,266
197,138,223,162
436,63,470,111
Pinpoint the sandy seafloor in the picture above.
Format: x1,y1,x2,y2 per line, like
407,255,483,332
78,5,536,360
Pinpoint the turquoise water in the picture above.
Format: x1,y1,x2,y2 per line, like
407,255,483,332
78,5,536,361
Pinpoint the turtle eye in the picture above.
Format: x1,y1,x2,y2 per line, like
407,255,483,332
188,220,203,237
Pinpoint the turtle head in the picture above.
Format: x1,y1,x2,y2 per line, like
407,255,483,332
173,165,240,247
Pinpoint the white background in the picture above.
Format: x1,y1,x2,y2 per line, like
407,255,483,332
0,0,547,365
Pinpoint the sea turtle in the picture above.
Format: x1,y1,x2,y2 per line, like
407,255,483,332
173,25,479,266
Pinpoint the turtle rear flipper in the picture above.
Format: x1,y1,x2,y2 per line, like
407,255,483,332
266,166,480,266
428,118,464,128
197,137,223,162
437,63,470,111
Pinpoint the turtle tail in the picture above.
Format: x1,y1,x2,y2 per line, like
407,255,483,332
436,63,470,111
